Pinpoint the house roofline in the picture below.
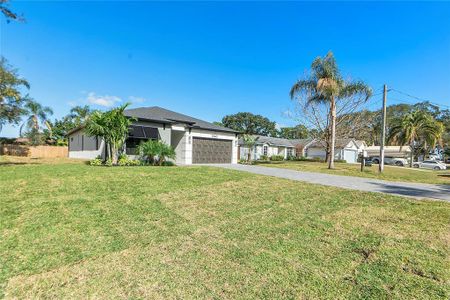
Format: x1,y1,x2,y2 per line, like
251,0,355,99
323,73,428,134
67,117,240,137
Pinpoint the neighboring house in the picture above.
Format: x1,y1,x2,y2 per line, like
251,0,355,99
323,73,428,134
294,139,315,157
67,106,239,164
304,139,361,163
238,135,312,160
354,140,367,154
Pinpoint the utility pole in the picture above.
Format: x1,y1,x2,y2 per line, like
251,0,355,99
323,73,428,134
379,84,387,173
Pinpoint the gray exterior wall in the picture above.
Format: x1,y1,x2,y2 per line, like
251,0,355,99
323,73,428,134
68,130,99,151
171,131,186,163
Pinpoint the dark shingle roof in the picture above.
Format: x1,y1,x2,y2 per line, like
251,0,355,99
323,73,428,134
238,135,312,147
124,106,238,133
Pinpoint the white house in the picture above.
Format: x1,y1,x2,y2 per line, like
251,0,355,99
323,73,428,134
67,106,239,165
238,135,312,160
304,139,363,163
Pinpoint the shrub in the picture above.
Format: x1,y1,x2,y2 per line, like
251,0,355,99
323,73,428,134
259,155,269,161
104,158,113,167
239,158,254,165
334,159,347,163
117,157,129,166
162,161,175,166
130,159,142,166
89,158,103,166
270,155,284,161
117,154,142,166
287,155,297,161
137,140,176,166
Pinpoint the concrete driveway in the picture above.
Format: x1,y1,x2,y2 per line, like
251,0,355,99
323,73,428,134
209,164,450,202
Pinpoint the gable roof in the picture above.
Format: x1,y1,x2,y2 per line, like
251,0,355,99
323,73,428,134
124,106,238,133
354,140,367,148
238,135,312,148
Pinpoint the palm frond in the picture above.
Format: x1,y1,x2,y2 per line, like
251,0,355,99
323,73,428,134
289,79,316,99
340,81,373,101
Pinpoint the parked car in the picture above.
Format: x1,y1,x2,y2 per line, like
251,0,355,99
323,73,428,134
363,158,373,167
413,160,447,170
371,156,408,166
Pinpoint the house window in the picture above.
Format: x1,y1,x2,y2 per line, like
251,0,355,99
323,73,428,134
287,148,293,157
125,125,159,155
263,145,268,156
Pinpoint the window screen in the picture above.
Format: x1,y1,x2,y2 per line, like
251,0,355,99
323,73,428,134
128,125,158,139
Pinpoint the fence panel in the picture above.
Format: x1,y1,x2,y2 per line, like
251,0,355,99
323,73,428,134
0,144,68,158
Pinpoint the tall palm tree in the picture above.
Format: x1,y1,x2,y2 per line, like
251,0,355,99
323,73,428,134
20,99,53,138
290,52,372,169
388,110,444,167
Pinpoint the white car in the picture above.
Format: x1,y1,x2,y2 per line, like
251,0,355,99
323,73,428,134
371,156,408,167
413,160,447,170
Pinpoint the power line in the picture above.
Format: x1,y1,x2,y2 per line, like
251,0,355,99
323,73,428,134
389,88,450,109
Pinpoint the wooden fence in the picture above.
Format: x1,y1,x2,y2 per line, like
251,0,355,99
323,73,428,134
0,144,68,158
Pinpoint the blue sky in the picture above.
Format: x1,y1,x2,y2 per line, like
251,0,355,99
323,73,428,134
1,1,449,137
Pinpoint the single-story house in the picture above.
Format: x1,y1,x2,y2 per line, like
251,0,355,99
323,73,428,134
304,139,365,163
67,106,239,165
238,135,313,160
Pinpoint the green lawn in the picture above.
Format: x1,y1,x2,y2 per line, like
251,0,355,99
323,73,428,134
255,160,450,185
1,156,449,299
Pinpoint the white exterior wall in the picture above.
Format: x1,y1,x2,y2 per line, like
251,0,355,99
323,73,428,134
306,147,343,160
306,141,359,163
240,144,295,160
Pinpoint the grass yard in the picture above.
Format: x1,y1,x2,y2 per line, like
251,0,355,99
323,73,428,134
256,160,450,185
1,156,449,299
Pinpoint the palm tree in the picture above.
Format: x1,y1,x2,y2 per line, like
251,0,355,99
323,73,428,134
20,99,53,143
69,105,92,126
388,110,444,167
85,103,134,165
242,134,257,162
290,51,372,169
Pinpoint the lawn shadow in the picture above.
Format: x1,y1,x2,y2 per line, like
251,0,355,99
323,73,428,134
0,162,41,166
367,181,450,201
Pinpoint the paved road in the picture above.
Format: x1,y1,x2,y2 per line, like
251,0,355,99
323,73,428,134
209,164,450,202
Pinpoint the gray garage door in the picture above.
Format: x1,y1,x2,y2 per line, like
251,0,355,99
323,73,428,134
192,137,232,164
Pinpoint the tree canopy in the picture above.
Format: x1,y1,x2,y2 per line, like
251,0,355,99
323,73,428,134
278,125,309,139
0,57,30,132
0,0,24,22
221,112,278,136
